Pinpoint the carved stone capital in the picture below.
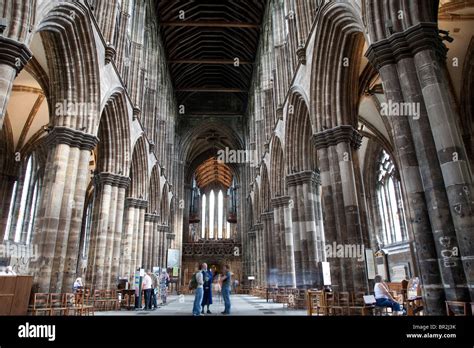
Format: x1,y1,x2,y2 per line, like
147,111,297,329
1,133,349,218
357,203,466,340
0,36,32,74
95,172,130,189
44,126,99,151
145,213,160,222
125,197,148,209
296,46,306,65
105,44,116,65
271,196,291,208
366,23,447,70
286,170,321,187
312,125,362,150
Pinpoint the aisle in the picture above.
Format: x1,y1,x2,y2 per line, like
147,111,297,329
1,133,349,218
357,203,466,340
95,294,307,316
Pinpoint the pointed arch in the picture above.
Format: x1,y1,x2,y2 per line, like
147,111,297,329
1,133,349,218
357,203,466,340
270,136,285,197
96,91,132,176
286,92,317,173
310,2,366,132
128,136,148,199
36,2,100,133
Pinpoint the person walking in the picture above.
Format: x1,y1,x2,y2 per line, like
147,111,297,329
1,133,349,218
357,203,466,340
192,265,204,316
150,271,159,309
221,265,232,315
142,270,153,310
160,269,170,304
201,263,213,314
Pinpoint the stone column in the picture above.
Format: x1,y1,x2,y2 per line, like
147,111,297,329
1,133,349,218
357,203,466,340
313,126,369,293
32,127,98,293
367,25,472,310
143,216,152,269
261,211,275,284
109,181,128,287
0,173,16,241
271,197,288,286
287,171,323,288
0,36,32,129
413,40,473,301
122,198,147,281
86,173,129,289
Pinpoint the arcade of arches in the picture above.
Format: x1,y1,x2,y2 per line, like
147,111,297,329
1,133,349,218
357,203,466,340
0,0,473,315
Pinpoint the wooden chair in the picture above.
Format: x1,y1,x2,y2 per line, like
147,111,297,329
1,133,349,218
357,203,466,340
307,290,322,316
63,293,78,316
294,289,307,310
332,292,350,315
50,293,67,316
324,292,336,316
30,293,51,316
92,290,107,311
349,292,367,315
75,291,94,316
446,301,468,316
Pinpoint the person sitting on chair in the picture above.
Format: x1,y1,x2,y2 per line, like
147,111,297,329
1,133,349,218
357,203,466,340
374,275,404,315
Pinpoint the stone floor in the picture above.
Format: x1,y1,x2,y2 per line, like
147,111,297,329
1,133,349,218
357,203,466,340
95,294,307,316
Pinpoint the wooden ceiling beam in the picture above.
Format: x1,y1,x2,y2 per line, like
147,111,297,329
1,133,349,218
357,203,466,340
168,59,253,65
160,21,259,29
176,88,248,93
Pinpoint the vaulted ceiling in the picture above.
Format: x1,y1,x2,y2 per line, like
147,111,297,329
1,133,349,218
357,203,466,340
195,156,233,189
156,0,266,116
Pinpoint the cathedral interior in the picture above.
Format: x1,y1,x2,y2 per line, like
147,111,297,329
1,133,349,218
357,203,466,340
0,0,473,317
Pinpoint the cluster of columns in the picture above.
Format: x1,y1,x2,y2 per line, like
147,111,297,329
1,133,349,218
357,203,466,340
120,198,148,281
313,126,370,293
249,171,326,289
85,173,129,290
31,127,98,293
143,214,168,271
366,23,473,314
286,171,325,288
0,36,32,129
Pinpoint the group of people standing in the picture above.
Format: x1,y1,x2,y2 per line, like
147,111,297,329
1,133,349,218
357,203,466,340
192,264,232,316
139,269,170,310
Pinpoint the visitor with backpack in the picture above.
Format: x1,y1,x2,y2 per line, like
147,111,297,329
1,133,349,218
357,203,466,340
190,264,204,316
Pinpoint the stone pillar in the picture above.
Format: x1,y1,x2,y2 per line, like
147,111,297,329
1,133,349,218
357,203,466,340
253,223,264,286
122,198,147,281
109,182,128,287
271,197,288,286
0,36,32,129
413,43,473,302
261,211,275,284
0,173,16,241
32,127,98,293
313,126,369,293
86,173,129,289
287,171,323,288
275,196,296,287
367,25,473,310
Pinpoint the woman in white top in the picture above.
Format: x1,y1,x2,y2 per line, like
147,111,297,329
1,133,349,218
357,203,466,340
374,275,403,314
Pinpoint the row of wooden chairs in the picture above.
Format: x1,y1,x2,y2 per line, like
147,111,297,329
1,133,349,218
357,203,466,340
308,290,378,316
250,287,307,309
89,289,120,311
29,293,94,316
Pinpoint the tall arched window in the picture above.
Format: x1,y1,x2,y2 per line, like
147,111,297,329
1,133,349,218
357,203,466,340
198,188,232,240
4,154,41,244
209,190,215,239
376,150,407,245
201,194,206,238
218,190,223,238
